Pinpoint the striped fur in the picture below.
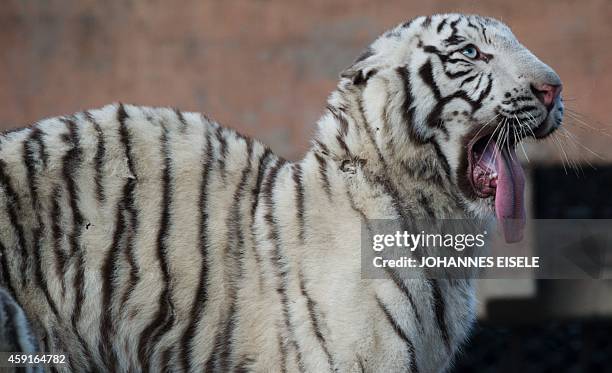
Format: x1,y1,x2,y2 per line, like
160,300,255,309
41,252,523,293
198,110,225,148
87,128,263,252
0,13,563,372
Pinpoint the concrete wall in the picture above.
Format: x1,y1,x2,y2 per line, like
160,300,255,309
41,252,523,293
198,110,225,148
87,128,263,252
1,0,611,162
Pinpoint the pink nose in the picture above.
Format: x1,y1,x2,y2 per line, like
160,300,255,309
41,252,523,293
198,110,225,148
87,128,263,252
532,83,562,110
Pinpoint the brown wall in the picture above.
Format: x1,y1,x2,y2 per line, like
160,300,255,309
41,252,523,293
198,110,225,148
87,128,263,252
1,0,610,161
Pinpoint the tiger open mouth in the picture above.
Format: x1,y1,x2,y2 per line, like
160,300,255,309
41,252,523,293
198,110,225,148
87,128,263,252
467,126,527,243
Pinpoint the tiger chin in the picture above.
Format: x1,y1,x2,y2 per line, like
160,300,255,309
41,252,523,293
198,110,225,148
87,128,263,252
0,13,562,373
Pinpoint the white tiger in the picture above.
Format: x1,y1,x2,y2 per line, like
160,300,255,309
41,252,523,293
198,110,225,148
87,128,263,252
0,13,563,372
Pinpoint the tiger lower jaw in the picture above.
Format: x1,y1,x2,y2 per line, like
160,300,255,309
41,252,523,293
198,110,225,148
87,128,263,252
532,105,564,139
467,130,526,244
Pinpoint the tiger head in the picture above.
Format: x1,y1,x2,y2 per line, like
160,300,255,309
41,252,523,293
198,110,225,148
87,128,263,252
339,14,563,242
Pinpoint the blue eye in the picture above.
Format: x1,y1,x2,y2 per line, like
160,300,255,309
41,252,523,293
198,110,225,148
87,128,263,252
461,45,479,59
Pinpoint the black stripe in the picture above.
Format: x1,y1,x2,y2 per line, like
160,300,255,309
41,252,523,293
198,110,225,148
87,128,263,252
251,148,273,222
234,356,255,373
356,95,389,170
49,329,76,371
210,302,238,372
118,110,142,314
429,279,451,351
336,134,351,156
477,74,494,103
459,73,479,88
397,66,428,144
444,34,466,46
63,123,95,371
445,69,472,79
449,17,461,35
402,158,447,187
353,47,373,64
64,336,80,372
71,255,92,369
370,174,415,233
357,355,366,373
99,104,135,370
217,139,255,371
161,347,173,373
116,105,140,318
62,119,83,243
50,186,67,297
327,105,349,135
467,20,479,32
376,296,419,373
215,126,228,179
118,104,138,176
0,241,17,300
175,108,189,131
277,330,288,373
180,130,213,373
33,125,48,168
313,152,332,200
421,16,432,27
384,268,424,329
22,128,59,316
345,188,374,235
59,119,89,332
418,60,442,100
249,148,274,292
436,17,448,33
314,140,330,156
473,72,484,93
84,111,106,204
418,193,435,219
430,139,452,179
0,159,29,288
138,124,176,370
298,270,335,371
264,159,303,373
446,57,472,65
401,18,414,28
480,24,490,44
292,163,305,243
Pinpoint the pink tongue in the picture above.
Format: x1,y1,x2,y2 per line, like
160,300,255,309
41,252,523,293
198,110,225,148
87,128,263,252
493,142,525,243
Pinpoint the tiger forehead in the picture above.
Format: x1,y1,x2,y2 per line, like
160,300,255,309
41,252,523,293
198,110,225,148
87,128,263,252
428,15,516,48
386,14,517,49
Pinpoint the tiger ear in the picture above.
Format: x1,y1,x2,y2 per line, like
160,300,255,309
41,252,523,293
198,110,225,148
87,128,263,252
340,48,378,85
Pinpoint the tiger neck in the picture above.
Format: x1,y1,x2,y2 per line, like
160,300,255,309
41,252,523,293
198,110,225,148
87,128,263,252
310,87,465,219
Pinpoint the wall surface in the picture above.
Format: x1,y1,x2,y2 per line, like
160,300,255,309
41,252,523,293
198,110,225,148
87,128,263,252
1,0,611,162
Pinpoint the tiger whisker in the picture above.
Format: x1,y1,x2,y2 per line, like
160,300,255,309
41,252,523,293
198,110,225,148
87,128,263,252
565,108,610,127
558,126,604,161
550,133,569,175
555,130,584,175
476,116,504,166
521,111,539,139
513,114,530,163
489,118,506,169
471,113,501,141
564,111,612,139
504,120,513,163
